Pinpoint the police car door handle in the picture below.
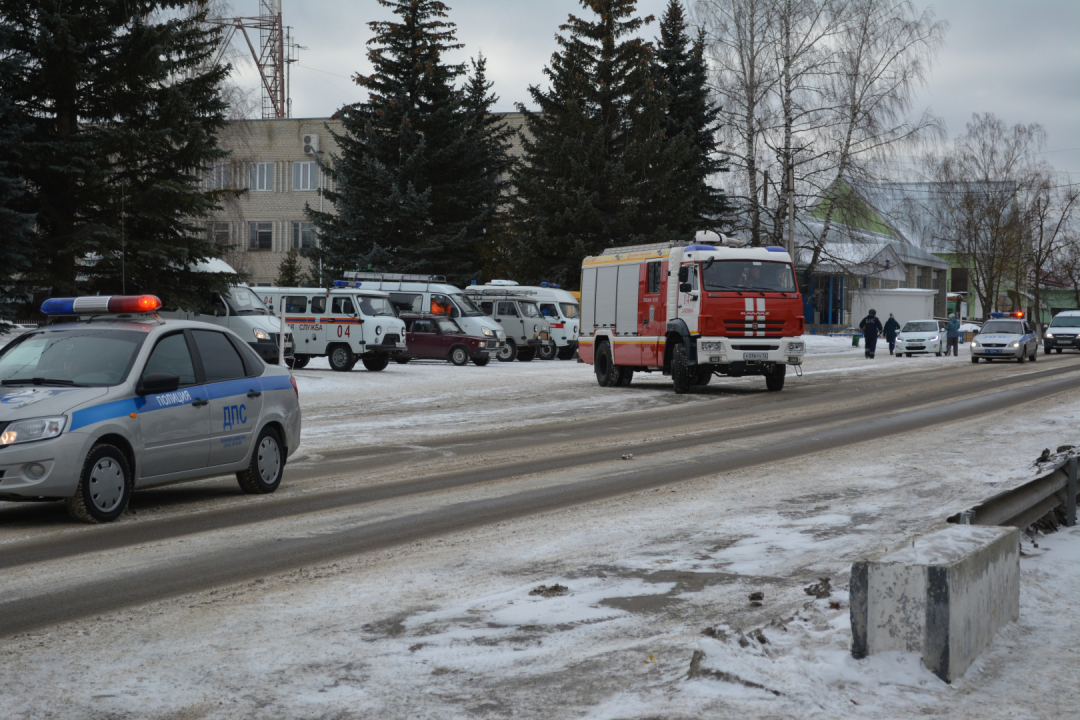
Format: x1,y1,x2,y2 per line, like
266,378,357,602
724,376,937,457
191,397,208,407
247,389,262,398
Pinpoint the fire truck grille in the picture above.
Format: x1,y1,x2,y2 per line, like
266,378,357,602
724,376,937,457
730,344,780,351
383,334,401,345
721,320,787,336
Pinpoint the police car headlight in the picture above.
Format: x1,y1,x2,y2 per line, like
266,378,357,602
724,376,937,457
252,328,270,341
700,341,724,351
376,325,383,335
0,416,67,446
971,340,978,347
482,327,494,337
1012,341,1020,347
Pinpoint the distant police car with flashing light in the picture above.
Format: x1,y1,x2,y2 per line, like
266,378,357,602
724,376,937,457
970,312,1039,364
0,295,301,523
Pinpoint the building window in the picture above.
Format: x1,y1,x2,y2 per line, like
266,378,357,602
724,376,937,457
292,221,317,249
292,161,317,191
249,221,272,251
206,221,230,246
205,163,232,190
250,162,274,191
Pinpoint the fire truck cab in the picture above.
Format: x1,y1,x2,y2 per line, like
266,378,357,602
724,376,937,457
579,235,805,393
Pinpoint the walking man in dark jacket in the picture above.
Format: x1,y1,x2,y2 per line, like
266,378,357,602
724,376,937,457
883,313,901,355
860,309,884,359
945,314,960,356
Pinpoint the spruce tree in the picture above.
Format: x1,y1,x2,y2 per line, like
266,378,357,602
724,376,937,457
0,24,34,330
0,0,234,312
512,0,688,288
275,251,305,287
308,0,509,287
655,0,731,232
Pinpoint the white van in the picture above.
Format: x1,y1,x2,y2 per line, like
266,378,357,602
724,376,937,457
470,281,579,360
463,284,554,362
342,272,505,351
162,259,293,364
260,284,408,371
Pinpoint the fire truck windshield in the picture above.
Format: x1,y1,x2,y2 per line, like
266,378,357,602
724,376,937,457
703,260,796,293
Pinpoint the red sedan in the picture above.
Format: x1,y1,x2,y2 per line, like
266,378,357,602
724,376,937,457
396,314,497,366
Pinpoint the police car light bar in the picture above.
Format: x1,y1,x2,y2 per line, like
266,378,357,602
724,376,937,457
989,311,1024,319
41,295,162,315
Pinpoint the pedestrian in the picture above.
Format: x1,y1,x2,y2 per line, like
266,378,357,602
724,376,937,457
859,308,884,359
945,313,960,356
883,312,901,355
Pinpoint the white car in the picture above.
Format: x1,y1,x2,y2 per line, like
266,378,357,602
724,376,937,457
895,319,944,357
1043,309,1080,354
970,313,1039,363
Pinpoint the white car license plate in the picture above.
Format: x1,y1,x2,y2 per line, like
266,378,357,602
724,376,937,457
743,352,769,360
986,349,1002,354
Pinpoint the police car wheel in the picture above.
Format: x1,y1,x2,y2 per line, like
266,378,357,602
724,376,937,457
497,339,518,362
449,345,470,366
329,345,356,372
66,444,132,524
538,344,557,360
472,356,491,366
362,354,391,372
971,356,979,363
237,426,284,494
1018,348,1027,363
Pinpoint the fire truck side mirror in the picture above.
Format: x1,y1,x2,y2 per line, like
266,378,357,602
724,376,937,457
678,266,690,283
680,282,693,293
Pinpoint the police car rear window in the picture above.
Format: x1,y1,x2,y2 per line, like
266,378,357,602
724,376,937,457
0,329,145,387
192,330,246,382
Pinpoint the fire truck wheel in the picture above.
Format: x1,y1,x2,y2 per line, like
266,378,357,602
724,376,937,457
517,348,536,362
362,353,391,372
497,339,518,362
671,343,692,394
329,345,357,372
595,342,618,386
472,356,491,366
693,367,713,386
538,344,558,360
449,345,470,366
615,367,634,386
765,364,786,391
557,346,577,360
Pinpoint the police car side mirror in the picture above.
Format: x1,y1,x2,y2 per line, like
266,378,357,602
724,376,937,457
680,282,693,293
137,372,180,396
678,267,690,283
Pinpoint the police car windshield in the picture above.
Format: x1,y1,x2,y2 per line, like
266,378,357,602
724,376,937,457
450,293,484,317
560,303,579,319
226,287,269,316
0,329,145,387
519,302,541,318
981,320,1024,334
703,260,796,292
1050,316,1080,327
902,322,937,333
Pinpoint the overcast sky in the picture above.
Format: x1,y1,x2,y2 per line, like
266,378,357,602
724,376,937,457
229,0,1079,177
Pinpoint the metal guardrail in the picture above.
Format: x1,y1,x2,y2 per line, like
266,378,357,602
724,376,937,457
949,456,1078,529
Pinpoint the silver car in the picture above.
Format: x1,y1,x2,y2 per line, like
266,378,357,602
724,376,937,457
970,314,1039,363
0,296,301,523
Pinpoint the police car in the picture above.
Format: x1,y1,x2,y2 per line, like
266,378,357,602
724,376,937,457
970,312,1039,363
0,295,301,523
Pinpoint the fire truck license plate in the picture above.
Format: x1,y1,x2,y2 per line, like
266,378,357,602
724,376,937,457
743,352,769,360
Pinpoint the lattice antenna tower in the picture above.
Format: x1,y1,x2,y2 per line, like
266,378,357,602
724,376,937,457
213,0,298,118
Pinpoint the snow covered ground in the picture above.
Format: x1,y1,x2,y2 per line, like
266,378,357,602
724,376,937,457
2,345,1079,719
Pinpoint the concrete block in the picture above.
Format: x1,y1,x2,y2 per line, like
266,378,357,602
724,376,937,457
850,525,1019,682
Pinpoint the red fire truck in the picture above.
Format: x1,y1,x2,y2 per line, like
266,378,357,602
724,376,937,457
579,235,805,393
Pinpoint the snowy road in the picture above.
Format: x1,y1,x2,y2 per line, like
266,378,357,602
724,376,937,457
1,343,1079,718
